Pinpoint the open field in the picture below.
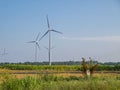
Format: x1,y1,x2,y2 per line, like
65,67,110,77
0,64,120,90
0,73,120,90
0,67,120,90
0,68,120,78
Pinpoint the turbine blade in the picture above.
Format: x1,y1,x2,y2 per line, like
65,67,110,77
27,41,35,43
51,30,62,34
36,43,40,50
46,15,50,29
36,32,41,41
39,31,49,41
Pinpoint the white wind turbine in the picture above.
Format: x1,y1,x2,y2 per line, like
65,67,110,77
39,15,62,66
28,32,41,61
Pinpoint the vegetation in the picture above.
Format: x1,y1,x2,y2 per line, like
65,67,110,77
0,60,120,90
0,60,120,65
0,64,81,71
0,73,120,90
81,57,98,77
0,63,120,71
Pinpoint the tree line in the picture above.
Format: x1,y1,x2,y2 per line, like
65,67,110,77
0,61,120,71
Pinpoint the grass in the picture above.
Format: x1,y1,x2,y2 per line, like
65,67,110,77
0,64,120,90
0,72,120,90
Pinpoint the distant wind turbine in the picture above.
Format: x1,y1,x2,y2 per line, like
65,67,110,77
1,48,8,56
39,15,62,66
1,48,8,61
28,32,41,61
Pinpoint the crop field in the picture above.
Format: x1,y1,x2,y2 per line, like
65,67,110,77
0,64,120,90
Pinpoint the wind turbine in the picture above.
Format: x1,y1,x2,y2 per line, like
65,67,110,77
39,15,62,66
1,48,8,61
1,48,8,56
28,32,41,62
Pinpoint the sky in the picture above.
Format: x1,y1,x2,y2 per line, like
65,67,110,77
0,0,120,63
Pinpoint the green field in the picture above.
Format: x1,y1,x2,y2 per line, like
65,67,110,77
0,64,120,71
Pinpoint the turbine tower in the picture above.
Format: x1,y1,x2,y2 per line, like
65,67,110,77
28,32,41,62
39,15,62,66
1,48,8,56
1,48,8,61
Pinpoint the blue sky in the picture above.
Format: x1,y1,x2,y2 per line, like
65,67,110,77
0,0,120,62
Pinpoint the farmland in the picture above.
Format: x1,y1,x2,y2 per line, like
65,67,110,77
0,64,120,90
0,63,120,71
0,74,120,90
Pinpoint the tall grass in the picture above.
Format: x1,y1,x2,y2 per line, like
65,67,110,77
0,74,120,90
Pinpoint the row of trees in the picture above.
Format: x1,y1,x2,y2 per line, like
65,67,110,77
0,58,120,71
0,61,120,65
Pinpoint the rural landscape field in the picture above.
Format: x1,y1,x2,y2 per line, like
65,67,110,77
0,61,120,90
1,0,120,90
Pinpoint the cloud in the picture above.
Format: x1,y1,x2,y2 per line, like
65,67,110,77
62,36,120,42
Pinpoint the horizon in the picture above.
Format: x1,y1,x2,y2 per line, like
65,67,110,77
0,60,120,64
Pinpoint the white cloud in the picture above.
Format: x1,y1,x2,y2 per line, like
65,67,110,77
62,36,120,42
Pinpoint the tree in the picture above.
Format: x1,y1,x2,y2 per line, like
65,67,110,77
81,57,98,77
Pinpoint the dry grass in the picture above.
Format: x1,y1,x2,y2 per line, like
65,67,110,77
13,74,37,79
11,73,83,79
0,69,119,79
